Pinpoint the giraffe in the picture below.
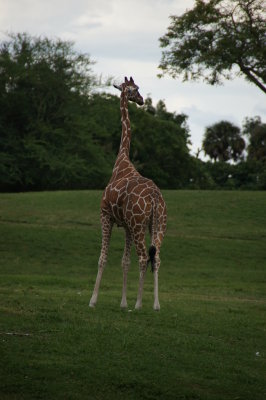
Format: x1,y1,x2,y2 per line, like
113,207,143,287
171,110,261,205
89,76,167,311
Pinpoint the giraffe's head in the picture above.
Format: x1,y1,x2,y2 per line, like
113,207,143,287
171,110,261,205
114,77,144,106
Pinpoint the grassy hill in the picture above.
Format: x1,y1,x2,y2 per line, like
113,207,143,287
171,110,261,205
0,190,266,400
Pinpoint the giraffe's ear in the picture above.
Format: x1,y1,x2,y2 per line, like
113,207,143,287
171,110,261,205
113,84,122,91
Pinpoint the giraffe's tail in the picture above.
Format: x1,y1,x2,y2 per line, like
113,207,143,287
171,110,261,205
148,245,156,273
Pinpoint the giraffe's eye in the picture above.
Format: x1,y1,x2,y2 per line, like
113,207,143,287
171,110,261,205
128,86,137,95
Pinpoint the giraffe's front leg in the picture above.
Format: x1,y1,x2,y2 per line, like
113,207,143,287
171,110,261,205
120,229,132,308
89,213,113,308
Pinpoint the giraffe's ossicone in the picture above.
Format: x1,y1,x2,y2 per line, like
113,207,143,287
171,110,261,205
89,76,167,310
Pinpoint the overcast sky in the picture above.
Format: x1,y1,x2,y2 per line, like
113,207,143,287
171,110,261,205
1,0,265,158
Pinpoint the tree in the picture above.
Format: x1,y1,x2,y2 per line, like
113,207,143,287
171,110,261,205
143,96,156,115
159,0,266,93
87,94,193,189
130,104,192,188
0,32,109,191
203,120,245,162
242,116,266,163
0,32,194,192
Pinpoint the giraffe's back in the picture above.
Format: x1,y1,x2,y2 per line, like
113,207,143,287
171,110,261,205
101,175,165,229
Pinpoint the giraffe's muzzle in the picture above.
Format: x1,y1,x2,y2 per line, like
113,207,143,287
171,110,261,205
137,97,144,106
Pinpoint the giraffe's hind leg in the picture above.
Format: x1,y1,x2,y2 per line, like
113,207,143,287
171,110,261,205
89,212,113,308
134,231,148,310
153,252,161,311
120,228,132,308
153,207,167,311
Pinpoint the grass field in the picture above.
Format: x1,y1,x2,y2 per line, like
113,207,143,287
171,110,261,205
0,190,266,400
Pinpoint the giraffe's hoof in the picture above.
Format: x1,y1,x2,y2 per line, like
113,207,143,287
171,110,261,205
89,301,96,308
153,304,160,311
120,302,128,309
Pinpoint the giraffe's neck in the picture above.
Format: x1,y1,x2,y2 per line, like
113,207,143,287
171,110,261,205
109,87,139,183
118,87,131,157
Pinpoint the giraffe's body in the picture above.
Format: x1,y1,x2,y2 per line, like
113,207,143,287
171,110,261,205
89,77,167,310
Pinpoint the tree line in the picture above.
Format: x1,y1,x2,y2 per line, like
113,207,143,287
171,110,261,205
0,33,265,192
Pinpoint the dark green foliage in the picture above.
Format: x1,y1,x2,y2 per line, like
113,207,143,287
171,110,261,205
129,99,191,188
1,32,265,192
242,116,266,163
0,33,110,191
159,0,266,93
202,120,245,162
0,33,193,192
87,94,192,189
205,160,266,190
187,158,216,189
200,118,266,190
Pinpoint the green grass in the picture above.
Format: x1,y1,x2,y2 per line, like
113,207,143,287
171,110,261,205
0,190,266,400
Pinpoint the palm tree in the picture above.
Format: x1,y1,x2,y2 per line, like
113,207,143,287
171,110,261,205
203,121,245,162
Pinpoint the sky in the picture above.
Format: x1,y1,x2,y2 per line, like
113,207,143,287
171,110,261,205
1,0,265,158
